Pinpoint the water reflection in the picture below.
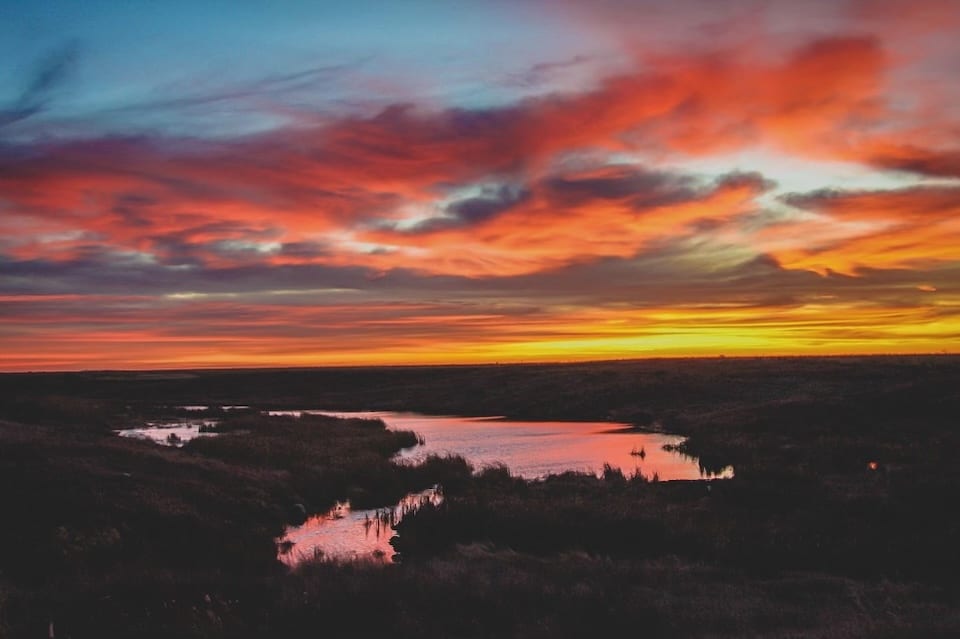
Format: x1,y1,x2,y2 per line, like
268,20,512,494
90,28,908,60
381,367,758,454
276,410,733,481
123,409,731,564
278,487,443,565
275,411,733,565
115,420,218,447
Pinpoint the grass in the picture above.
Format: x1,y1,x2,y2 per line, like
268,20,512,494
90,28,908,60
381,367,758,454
1,355,959,637
395,462,960,582
275,550,960,639
0,407,468,637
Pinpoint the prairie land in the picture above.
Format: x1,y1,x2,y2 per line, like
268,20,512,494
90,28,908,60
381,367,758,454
1,356,958,637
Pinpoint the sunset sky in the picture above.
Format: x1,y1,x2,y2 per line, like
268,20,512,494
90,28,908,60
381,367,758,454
2,0,959,370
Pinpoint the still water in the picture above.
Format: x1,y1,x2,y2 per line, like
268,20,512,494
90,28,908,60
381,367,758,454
117,408,732,564
275,410,732,565
278,487,443,565
273,410,731,481
116,420,217,447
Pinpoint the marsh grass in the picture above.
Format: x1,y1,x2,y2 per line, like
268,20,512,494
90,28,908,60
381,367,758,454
0,407,468,636
1,356,959,637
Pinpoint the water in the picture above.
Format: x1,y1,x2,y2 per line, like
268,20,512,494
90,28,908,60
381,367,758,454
278,487,443,565
115,420,218,447
272,410,732,481
124,408,732,564
274,410,732,565
117,405,248,446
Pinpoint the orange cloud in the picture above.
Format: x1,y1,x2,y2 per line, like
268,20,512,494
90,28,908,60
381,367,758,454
0,34,907,277
761,186,960,273
348,170,772,276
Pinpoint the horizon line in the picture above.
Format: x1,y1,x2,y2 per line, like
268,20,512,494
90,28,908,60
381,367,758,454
3,351,958,375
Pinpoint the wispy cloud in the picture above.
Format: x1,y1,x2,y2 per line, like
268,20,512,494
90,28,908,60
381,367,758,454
0,42,80,128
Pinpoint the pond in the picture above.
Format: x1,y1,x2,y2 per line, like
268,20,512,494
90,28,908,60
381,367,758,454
271,410,732,481
274,410,732,565
120,408,732,565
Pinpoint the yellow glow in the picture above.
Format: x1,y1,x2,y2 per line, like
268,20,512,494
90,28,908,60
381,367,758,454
4,298,956,371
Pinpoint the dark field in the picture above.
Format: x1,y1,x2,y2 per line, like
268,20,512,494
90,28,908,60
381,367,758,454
1,355,959,637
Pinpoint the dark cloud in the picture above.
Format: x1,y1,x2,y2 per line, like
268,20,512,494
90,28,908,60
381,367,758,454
779,188,848,210
866,145,960,178
447,185,530,223
713,171,776,193
780,184,960,218
278,241,330,259
542,166,695,206
542,167,773,213
111,193,162,228
403,184,530,233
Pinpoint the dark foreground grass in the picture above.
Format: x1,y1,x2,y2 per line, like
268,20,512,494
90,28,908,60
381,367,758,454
1,355,959,637
14,550,960,638
0,409,467,637
277,550,960,639
396,464,960,582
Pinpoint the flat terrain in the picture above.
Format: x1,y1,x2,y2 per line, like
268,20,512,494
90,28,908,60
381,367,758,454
1,356,959,637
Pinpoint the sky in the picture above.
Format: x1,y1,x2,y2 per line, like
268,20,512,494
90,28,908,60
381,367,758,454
1,0,959,371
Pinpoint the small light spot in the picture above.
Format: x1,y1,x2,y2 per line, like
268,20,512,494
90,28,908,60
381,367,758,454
917,285,937,292
868,461,879,471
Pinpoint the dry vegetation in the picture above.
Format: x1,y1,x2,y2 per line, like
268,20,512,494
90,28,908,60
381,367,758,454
1,355,958,637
